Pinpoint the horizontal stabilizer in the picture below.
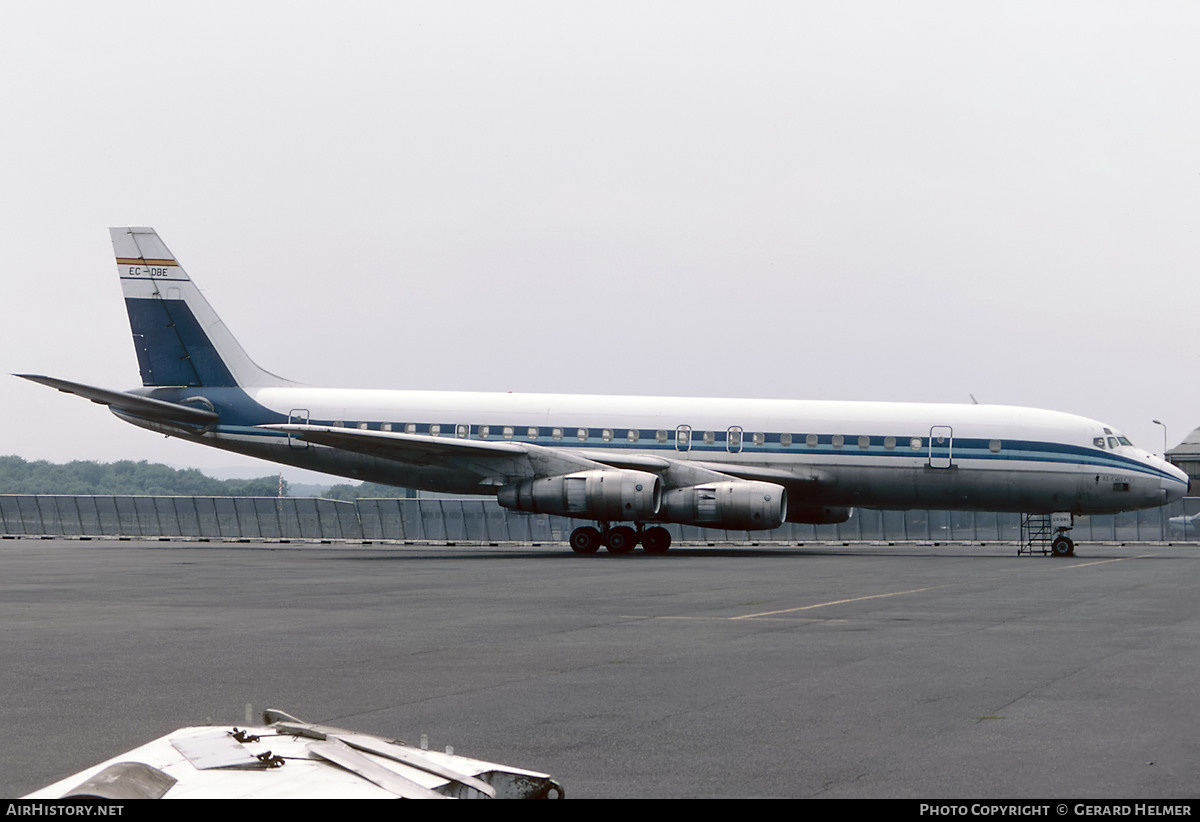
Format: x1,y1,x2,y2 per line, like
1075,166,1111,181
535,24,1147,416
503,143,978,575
15,374,219,426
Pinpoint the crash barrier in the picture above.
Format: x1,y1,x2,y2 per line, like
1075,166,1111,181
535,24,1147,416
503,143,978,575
2,495,1200,542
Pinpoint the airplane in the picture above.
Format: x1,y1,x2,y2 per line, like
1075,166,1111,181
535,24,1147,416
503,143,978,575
1169,511,1200,539
25,708,563,799
17,227,1189,557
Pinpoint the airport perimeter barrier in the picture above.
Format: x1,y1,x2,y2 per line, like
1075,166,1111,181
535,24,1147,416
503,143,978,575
2,495,1200,543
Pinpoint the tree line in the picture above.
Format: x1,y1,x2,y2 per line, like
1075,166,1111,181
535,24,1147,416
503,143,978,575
319,481,410,501
0,456,286,497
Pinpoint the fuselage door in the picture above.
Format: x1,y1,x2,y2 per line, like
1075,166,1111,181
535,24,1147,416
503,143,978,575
288,409,310,449
928,425,953,469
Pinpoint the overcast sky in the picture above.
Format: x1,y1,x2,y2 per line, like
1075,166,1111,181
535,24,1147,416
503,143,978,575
2,1,1198,481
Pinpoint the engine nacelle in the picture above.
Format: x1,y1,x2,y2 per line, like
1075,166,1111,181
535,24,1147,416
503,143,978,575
497,469,662,521
786,505,853,525
658,481,787,530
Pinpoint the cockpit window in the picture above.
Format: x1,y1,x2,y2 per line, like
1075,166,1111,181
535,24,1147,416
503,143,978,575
1108,437,1120,449
1118,436,1132,446
1094,437,1106,449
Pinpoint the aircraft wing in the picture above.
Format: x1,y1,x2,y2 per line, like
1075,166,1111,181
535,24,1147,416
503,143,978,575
691,460,827,488
24,709,562,800
264,424,830,493
261,423,602,483
16,374,219,426
265,423,528,461
589,451,827,489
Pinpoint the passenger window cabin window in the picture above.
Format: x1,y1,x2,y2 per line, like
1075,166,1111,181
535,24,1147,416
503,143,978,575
627,429,638,443
989,439,1001,453
552,427,563,441
576,428,588,441
857,435,869,449
602,428,613,442
704,431,715,445
479,425,490,438
405,423,416,434
752,432,765,446
527,427,538,440
656,430,669,444
806,434,818,448
430,424,440,436
832,435,844,448
457,424,469,438
884,436,896,450
358,422,369,430
910,437,922,450
503,426,514,439
780,433,793,447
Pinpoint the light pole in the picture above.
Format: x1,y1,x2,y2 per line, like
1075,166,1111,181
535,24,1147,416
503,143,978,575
1153,419,1167,458
1153,419,1169,542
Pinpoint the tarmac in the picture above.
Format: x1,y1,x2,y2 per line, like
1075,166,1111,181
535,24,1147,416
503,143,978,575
2,538,1198,799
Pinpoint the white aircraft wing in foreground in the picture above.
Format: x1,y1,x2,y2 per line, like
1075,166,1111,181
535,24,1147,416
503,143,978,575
25,709,562,800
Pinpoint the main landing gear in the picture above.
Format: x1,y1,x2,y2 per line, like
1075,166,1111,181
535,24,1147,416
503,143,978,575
569,523,673,555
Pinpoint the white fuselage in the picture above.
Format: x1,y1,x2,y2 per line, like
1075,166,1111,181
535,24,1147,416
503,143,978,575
128,384,1188,516
96,226,1188,525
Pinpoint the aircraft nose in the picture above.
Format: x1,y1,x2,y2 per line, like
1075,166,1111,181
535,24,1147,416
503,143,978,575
1163,463,1189,504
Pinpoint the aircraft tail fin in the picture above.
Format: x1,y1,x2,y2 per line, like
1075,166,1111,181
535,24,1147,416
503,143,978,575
111,227,293,388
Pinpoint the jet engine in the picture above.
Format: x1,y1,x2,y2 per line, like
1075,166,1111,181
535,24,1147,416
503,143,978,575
497,469,661,521
658,481,787,530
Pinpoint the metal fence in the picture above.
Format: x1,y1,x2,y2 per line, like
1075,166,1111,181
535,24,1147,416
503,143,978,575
0,496,358,540
3,495,1200,543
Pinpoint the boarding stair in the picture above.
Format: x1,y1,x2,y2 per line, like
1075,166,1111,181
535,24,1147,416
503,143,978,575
1019,514,1052,556
1019,513,1076,557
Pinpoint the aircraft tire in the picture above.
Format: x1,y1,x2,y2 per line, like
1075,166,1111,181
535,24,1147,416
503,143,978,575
641,527,672,554
570,526,602,554
1051,535,1075,557
605,526,638,554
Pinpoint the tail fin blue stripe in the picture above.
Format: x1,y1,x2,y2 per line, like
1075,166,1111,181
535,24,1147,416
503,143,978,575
125,298,237,387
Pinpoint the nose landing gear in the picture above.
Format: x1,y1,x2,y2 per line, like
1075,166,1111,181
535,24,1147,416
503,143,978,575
1020,513,1076,557
1050,533,1075,557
